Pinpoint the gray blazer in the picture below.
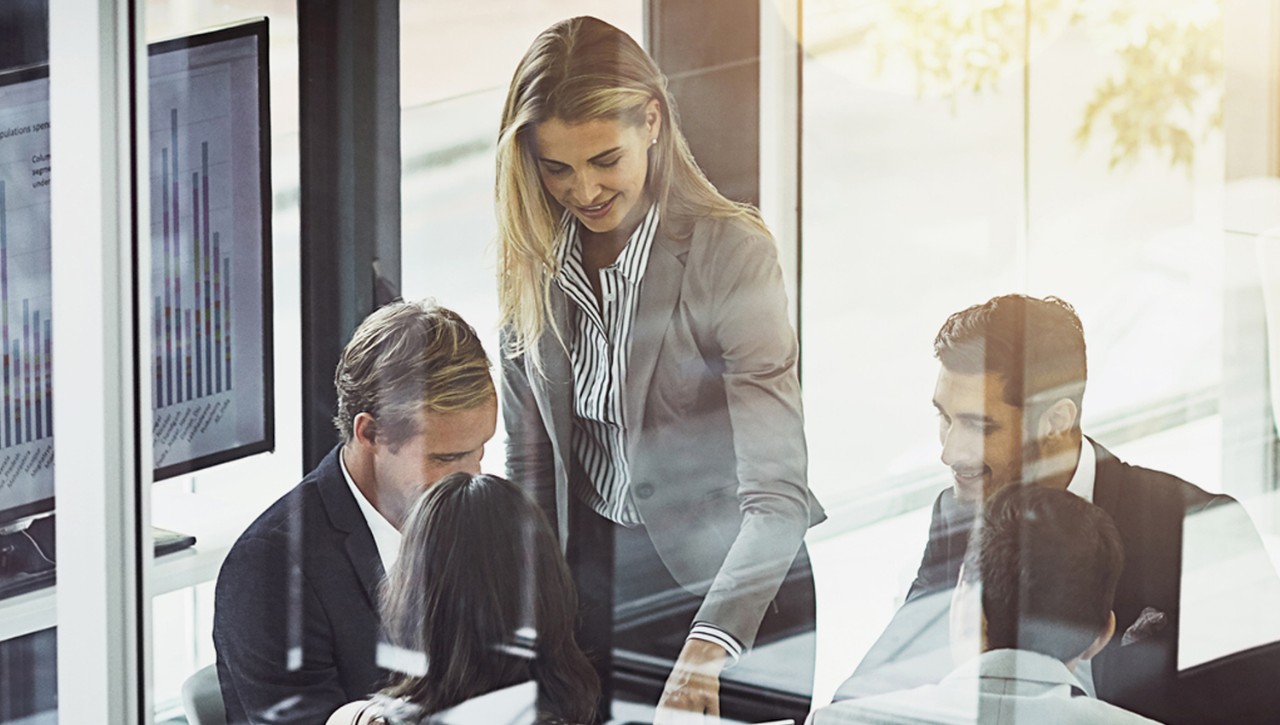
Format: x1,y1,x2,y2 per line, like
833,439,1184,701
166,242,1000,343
501,214,825,649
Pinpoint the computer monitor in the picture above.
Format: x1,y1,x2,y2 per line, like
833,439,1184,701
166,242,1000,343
148,19,274,480
0,19,275,530
0,64,53,532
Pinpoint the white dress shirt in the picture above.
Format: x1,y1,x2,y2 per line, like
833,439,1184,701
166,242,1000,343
1065,438,1096,503
339,448,402,574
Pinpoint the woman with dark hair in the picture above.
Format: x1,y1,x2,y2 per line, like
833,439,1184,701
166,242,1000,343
496,15,824,723
327,473,599,725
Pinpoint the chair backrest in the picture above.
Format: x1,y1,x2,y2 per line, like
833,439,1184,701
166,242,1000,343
181,664,227,725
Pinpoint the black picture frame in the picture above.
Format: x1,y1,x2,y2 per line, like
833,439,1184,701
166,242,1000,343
148,18,274,481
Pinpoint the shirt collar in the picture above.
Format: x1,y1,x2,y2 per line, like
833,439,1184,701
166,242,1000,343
612,203,660,283
553,203,660,286
1065,438,1096,503
339,447,402,574
946,649,1092,697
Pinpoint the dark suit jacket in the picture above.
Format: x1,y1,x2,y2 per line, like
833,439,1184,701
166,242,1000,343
213,445,391,725
836,439,1280,724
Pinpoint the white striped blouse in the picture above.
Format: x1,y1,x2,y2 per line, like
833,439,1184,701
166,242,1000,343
553,204,659,527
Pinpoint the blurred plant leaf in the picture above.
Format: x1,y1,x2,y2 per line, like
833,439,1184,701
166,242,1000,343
1074,15,1223,171
807,0,1224,170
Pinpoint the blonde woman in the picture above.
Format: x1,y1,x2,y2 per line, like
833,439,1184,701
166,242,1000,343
496,16,825,724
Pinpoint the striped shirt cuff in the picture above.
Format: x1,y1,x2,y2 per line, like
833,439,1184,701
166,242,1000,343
688,623,743,668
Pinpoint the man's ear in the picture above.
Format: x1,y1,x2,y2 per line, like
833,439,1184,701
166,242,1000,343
1080,610,1116,662
352,412,379,450
1039,398,1079,439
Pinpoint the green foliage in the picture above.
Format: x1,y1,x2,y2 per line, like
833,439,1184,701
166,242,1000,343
807,0,1224,170
1074,18,1223,170
858,0,1064,98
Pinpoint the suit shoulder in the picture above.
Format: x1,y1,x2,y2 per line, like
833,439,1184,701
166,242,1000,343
673,216,783,311
236,475,325,543
220,464,344,587
214,472,345,614
1101,449,1229,513
682,214,777,265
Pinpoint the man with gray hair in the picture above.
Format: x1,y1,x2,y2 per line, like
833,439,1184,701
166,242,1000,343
214,300,497,725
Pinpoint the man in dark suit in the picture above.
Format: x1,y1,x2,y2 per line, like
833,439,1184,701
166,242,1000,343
213,301,498,725
833,294,1280,724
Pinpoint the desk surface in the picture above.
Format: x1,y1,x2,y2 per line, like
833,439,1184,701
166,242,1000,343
0,488,259,641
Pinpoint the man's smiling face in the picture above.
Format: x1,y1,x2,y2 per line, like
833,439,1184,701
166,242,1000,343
933,366,1027,504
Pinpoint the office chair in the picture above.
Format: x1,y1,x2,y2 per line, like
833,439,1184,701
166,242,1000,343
181,664,227,725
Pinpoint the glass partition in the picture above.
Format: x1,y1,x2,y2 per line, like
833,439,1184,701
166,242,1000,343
0,1,55,720
801,0,1280,717
7,0,1275,721
144,2,301,721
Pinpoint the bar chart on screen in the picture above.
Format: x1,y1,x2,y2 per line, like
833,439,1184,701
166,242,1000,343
148,37,269,475
0,72,53,506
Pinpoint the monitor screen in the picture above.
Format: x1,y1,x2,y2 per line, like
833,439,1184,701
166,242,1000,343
0,65,53,527
0,20,273,525
148,19,274,480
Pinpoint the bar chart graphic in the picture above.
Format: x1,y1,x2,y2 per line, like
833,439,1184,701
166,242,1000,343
154,108,234,410
149,32,269,474
0,72,55,504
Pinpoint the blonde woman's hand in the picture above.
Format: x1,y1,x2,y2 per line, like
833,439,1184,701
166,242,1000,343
654,639,726,725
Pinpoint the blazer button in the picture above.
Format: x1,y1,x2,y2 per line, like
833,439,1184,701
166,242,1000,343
635,483,655,499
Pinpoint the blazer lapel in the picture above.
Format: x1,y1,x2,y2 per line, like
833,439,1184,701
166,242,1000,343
624,231,685,436
1089,438,1119,514
343,534,384,612
538,286,575,544
315,446,386,611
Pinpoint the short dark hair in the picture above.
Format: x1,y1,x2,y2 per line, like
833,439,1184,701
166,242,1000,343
962,484,1124,662
934,294,1087,418
333,300,494,449
379,473,599,723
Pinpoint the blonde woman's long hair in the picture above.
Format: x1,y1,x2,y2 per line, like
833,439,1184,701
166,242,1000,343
495,15,768,365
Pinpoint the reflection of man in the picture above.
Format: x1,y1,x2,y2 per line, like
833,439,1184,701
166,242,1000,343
214,301,498,725
812,485,1159,724
834,294,1280,724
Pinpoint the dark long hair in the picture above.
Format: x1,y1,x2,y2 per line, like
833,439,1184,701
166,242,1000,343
379,473,599,722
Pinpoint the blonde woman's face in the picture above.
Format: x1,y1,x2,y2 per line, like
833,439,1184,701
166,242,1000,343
532,104,660,239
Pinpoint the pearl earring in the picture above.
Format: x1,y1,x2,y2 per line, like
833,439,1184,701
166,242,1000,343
651,137,658,146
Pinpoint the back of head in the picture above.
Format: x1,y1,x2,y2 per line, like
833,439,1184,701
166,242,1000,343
333,300,493,449
934,294,1087,419
380,473,598,722
963,484,1123,662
